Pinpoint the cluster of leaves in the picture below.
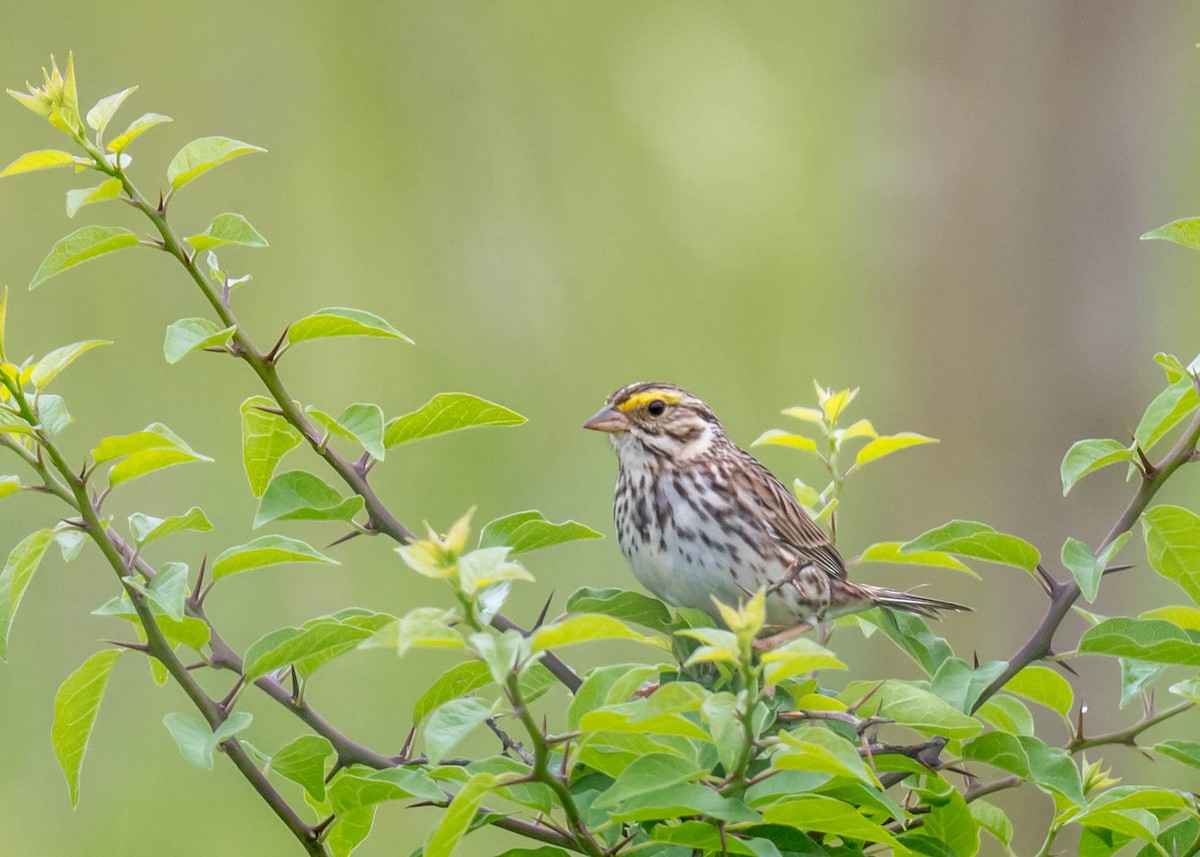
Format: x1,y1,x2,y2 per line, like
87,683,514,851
4,55,1200,857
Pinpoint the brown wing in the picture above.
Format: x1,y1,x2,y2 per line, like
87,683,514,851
730,448,847,580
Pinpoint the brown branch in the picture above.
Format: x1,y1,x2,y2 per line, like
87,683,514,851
1068,700,1194,754
973,394,1200,713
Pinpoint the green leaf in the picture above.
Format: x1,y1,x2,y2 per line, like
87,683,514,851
1119,657,1165,709
0,528,55,661
270,735,334,801
212,535,338,581
65,178,122,218
30,226,139,289
1154,739,1200,770
929,658,1008,713
1062,533,1131,603
840,680,982,738
1134,378,1199,452
36,395,71,436
1003,664,1073,722
1141,217,1200,250
91,423,212,485
328,767,443,813
751,429,818,453
568,662,662,731
1080,617,1200,665
650,821,780,856
91,593,210,652
564,587,677,634
0,149,76,178
608,782,757,823
0,408,36,436
970,799,1013,848
0,286,7,359
31,339,111,388
163,318,236,364
775,727,876,784
425,698,494,762
185,213,268,251
326,808,375,857
240,396,302,497
458,547,535,595
166,136,266,189
242,613,386,680
868,608,955,675
383,392,525,448
287,307,413,345
1142,505,1200,605
162,711,253,770
1061,439,1134,495
425,773,500,857
962,731,1031,777
925,788,980,857
52,649,122,806
1022,734,1085,805
336,403,385,461
901,520,1040,572
412,661,493,724
855,432,937,467
763,795,901,847
107,112,172,152
86,86,137,133
531,614,663,652
128,507,213,548
760,637,846,684
593,753,708,809
359,607,463,656
125,562,189,621
976,695,1035,736
479,511,602,556
253,471,363,528
858,541,977,577
0,475,21,500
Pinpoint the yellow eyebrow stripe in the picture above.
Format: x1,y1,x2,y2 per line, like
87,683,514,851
617,390,684,412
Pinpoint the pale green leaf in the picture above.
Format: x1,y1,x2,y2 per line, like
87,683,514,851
107,112,172,153
531,614,662,652
52,649,122,806
775,727,877,785
86,86,137,133
855,432,937,467
163,317,236,364
90,423,212,485
479,510,602,556
337,403,385,461
167,136,265,189
242,613,389,680
383,393,525,448
839,680,982,738
287,307,412,345
212,535,338,581
30,226,139,289
326,808,375,857
253,470,363,528
425,773,501,857
782,405,824,424
1003,664,1074,722
760,637,846,684
240,396,302,497
1142,217,1200,250
124,562,189,622
1061,438,1134,495
185,213,268,251
65,178,122,218
162,711,252,770
0,475,21,500
270,735,333,802
31,339,111,388
751,429,818,453
412,661,493,724
1079,617,1200,665
425,698,494,763
1143,505,1200,605
1062,533,1131,603
858,541,977,577
0,528,56,661
1134,378,1199,452
901,520,1039,572
0,149,76,178
36,395,71,436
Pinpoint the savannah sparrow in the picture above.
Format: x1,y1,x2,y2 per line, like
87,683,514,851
584,382,968,632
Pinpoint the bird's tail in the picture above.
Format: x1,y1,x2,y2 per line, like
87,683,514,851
855,583,971,619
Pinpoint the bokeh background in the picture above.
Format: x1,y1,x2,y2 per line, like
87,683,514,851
3,2,1200,854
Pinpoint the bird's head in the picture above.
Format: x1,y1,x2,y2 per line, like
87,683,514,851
584,382,727,465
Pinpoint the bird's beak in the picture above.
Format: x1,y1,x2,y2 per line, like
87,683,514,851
583,405,630,434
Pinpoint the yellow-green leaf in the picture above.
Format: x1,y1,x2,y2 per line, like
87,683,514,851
167,136,265,189
107,112,172,153
855,432,937,467
31,339,111,388
65,178,123,218
0,149,76,178
858,541,977,577
86,87,137,134
751,429,818,453
184,213,268,251
240,396,302,497
52,649,123,806
30,226,139,289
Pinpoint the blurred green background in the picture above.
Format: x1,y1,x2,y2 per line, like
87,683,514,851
4,2,1200,854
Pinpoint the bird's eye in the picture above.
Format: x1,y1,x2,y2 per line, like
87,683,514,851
647,399,666,417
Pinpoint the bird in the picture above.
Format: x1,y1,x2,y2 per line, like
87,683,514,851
583,382,968,637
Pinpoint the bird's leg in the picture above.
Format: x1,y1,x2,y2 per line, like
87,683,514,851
753,621,814,651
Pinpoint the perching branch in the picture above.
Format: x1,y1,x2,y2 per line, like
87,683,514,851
973,385,1200,712
1067,700,1194,754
